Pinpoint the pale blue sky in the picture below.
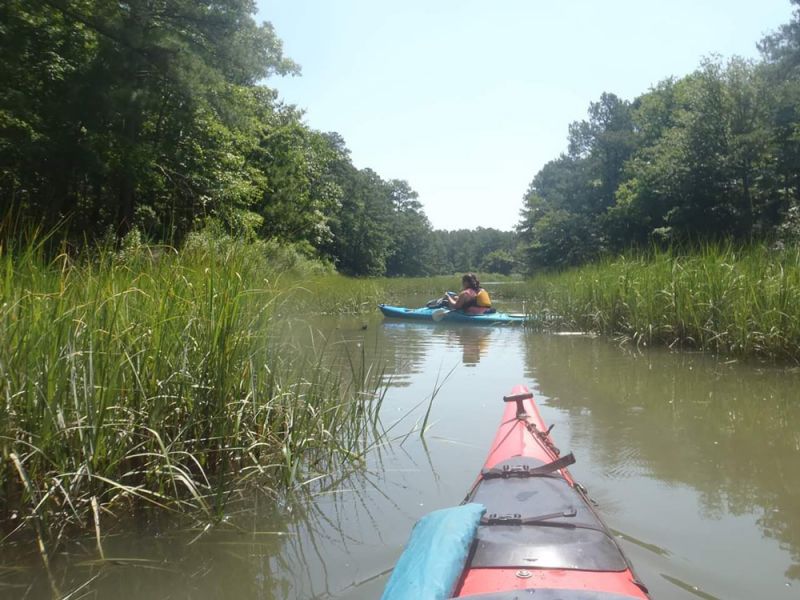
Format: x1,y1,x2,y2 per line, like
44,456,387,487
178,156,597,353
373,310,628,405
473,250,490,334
257,0,794,231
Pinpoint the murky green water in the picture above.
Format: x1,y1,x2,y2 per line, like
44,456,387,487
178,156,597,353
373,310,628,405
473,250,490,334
5,300,800,599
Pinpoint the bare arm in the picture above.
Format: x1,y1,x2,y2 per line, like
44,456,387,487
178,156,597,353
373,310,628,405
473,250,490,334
451,289,474,310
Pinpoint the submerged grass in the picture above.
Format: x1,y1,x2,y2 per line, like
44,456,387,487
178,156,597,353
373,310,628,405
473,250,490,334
0,233,387,558
520,244,800,360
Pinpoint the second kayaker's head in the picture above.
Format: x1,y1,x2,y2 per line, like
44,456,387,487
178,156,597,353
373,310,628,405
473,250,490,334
462,273,480,291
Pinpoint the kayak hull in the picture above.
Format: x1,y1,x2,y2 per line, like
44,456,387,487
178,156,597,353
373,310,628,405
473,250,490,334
379,304,525,325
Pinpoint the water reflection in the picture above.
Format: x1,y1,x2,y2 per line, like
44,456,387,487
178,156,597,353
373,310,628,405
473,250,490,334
447,327,491,366
382,321,492,366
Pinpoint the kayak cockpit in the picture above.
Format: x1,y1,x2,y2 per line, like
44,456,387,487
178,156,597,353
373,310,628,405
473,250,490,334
464,456,630,572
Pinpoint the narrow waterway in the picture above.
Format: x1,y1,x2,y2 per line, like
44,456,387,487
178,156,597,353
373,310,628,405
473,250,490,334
4,303,800,599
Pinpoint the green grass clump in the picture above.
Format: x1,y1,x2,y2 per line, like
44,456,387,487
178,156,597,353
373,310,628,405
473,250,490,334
520,244,800,360
0,233,385,558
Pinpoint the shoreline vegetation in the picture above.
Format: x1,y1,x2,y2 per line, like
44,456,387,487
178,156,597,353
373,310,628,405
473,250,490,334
0,230,388,574
515,244,800,362
3,229,800,575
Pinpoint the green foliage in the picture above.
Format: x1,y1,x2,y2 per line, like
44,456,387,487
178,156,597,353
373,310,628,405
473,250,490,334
0,232,382,550
516,6,800,271
254,109,342,246
183,220,334,277
0,0,300,240
430,227,516,274
0,1,463,279
315,155,439,277
384,180,435,277
321,167,394,276
519,244,800,360
522,209,600,270
480,249,516,275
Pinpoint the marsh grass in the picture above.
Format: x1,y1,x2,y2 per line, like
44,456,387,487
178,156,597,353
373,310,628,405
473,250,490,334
0,233,387,559
520,244,800,360
282,272,521,316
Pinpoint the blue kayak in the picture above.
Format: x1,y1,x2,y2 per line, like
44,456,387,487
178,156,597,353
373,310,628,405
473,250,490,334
379,304,526,325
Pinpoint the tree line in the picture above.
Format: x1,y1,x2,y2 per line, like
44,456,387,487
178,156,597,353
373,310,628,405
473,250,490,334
516,1,800,270
2,1,516,277
7,2,800,278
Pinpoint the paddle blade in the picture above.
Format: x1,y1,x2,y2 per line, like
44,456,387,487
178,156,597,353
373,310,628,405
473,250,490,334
431,308,449,321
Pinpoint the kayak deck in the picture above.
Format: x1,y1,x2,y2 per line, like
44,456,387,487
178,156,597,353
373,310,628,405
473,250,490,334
381,386,649,599
379,304,526,325
453,386,649,598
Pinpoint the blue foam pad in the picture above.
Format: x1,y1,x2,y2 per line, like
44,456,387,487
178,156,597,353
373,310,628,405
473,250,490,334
381,503,486,600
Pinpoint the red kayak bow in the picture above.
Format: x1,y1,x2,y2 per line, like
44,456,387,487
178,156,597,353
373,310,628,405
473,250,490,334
453,384,650,599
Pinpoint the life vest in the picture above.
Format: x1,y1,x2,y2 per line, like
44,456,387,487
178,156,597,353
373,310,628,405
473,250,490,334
475,288,491,307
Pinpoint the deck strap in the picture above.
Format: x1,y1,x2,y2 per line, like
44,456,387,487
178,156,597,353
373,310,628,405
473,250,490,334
480,452,575,479
480,507,577,526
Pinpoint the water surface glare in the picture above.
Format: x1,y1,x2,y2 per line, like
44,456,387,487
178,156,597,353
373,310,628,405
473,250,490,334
5,311,800,599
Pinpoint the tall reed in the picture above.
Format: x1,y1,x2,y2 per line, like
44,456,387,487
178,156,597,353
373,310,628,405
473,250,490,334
520,244,800,360
0,233,386,553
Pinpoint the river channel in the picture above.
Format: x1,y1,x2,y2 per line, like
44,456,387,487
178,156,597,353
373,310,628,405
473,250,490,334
5,299,800,599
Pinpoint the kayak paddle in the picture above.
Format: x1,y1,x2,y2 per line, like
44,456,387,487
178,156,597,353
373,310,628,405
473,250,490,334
431,308,450,321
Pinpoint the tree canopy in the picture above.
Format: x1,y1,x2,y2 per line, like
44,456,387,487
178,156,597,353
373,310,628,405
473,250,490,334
9,2,800,277
0,1,460,276
516,2,800,271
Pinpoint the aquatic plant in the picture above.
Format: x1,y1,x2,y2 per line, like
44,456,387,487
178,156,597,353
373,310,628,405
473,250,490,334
0,233,387,568
519,244,800,360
